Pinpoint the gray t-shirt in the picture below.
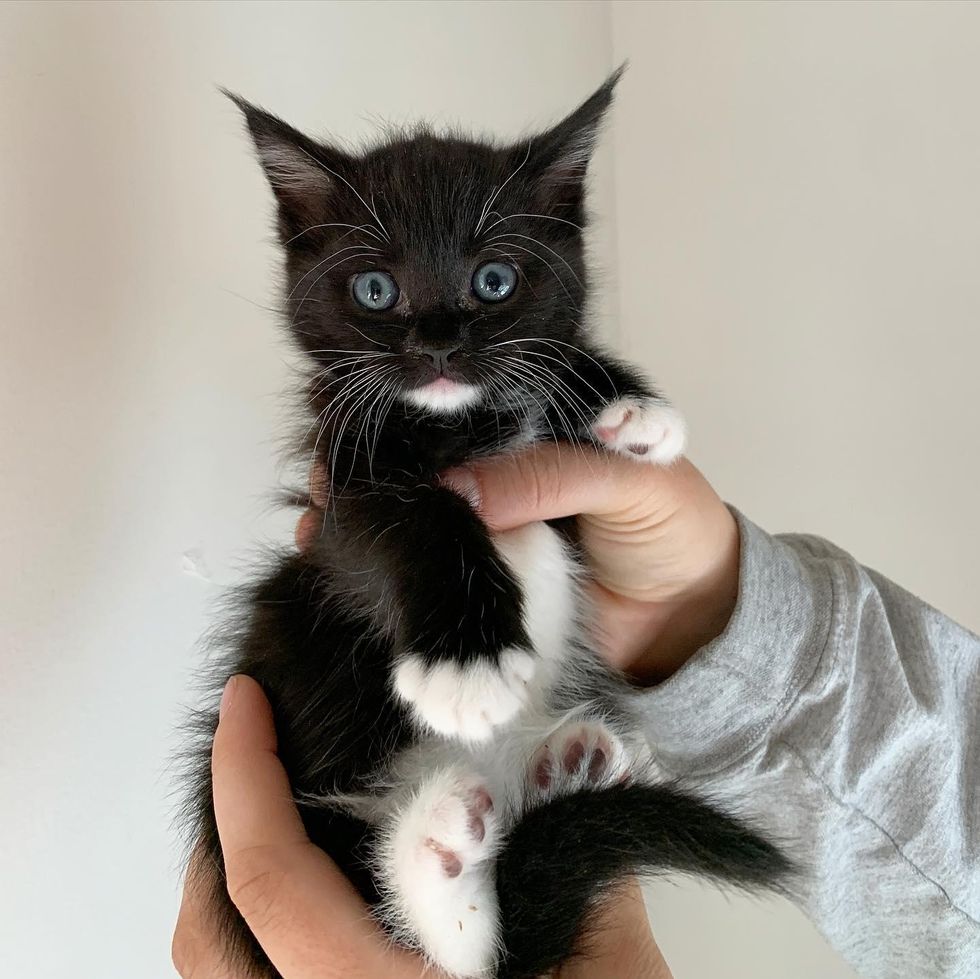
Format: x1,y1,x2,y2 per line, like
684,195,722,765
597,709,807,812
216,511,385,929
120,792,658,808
638,512,980,978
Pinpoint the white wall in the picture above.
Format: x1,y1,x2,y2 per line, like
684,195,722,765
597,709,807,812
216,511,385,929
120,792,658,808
611,3,979,977
2,3,976,978
0,3,611,977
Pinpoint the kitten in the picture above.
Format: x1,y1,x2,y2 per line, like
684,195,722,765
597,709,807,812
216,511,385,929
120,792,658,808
183,70,790,979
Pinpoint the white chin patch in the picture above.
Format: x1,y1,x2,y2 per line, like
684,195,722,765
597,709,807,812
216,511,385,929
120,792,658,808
402,380,482,414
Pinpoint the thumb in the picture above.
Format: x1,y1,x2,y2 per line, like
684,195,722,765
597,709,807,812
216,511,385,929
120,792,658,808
444,443,670,532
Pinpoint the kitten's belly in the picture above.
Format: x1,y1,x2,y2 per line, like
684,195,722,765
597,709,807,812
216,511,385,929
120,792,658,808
491,522,581,669
329,697,600,828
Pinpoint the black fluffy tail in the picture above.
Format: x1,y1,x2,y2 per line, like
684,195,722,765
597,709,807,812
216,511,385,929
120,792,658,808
495,784,792,979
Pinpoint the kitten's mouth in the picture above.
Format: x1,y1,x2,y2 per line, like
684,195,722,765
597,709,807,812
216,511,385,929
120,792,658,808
425,377,462,394
402,377,482,414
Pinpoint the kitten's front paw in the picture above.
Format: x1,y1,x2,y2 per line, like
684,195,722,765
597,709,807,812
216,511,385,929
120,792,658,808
394,648,536,742
593,397,687,464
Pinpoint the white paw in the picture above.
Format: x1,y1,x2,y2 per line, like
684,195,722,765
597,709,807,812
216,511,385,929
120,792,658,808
593,397,687,464
529,721,631,798
394,648,536,742
386,773,500,976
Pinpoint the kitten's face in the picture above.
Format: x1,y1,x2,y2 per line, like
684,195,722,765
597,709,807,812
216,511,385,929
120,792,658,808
232,73,620,415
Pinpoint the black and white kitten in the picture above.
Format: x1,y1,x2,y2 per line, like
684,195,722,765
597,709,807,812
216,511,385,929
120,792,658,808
185,71,789,979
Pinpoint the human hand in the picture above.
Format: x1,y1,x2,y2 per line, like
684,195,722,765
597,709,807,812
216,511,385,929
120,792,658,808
443,450,740,682
172,674,432,979
172,675,671,978
299,450,737,683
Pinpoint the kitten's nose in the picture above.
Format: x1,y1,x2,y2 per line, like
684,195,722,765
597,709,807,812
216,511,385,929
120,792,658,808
418,345,461,374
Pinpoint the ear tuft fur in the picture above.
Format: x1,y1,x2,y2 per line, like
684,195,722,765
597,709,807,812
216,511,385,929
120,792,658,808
532,64,626,187
221,89,338,235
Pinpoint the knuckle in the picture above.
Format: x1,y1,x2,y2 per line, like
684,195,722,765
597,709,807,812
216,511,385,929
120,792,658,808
224,850,290,933
517,449,557,513
170,928,198,978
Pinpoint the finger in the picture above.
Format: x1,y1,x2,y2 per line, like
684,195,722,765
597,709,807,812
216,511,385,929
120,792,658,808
295,506,324,553
444,444,684,532
212,676,308,852
173,855,244,979
211,676,421,979
558,881,672,979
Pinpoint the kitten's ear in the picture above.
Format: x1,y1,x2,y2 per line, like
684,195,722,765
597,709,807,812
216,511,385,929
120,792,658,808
527,65,625,213
223,90,341,239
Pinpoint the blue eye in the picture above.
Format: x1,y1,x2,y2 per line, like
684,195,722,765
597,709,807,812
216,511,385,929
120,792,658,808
352,271,399,311
472,262,517,303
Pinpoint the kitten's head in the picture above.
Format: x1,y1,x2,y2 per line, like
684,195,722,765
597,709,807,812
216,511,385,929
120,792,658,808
230,71,621,415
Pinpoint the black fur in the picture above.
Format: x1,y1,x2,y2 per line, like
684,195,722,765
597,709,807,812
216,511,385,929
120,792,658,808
182,69,789,979
186,556,404,975
496,785,792,979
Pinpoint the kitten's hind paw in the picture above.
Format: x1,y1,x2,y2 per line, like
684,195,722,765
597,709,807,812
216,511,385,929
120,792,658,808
386,772,500,976
529,721,631,798
394,648,536,742
593,397,687,464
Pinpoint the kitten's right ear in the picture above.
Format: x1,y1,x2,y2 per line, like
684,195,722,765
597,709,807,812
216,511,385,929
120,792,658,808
223,90,341,239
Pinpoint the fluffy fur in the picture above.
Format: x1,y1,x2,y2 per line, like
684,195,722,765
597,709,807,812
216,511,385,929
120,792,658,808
182,70,791,979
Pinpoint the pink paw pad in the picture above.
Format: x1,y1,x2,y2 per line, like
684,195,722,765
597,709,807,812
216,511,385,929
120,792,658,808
529,724,627,795
425,839,464,878
423,783,495,879
594,408,633,442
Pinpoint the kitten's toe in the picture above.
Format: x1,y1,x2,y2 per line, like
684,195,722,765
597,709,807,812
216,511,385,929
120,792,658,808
394,648,536,741
593,397,687,464
529,721,630,797
389,772,497,885
499,646,536,686
422,779,496,875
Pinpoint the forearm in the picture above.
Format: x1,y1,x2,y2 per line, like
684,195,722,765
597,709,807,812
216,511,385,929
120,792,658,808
636,512,980,977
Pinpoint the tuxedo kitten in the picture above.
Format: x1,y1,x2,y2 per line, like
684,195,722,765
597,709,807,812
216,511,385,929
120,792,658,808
183,70,790,979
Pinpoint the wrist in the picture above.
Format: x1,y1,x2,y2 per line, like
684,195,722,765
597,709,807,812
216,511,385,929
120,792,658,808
555,881,671,979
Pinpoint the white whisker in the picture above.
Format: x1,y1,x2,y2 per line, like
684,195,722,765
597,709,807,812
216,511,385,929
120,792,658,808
483,241,576,304
284,222,386,246
287,245,381,302
483,211,585,235
488,232,582,287
294,145,391,241
474,141,532,238
290,252,379,325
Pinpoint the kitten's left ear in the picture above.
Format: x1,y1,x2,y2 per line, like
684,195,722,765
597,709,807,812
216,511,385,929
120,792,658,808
526,65,626,213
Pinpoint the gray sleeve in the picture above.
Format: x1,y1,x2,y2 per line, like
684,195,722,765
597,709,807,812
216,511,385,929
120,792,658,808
636,511,980,979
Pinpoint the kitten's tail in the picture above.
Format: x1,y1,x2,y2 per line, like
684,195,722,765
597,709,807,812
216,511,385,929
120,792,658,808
494,783,793,979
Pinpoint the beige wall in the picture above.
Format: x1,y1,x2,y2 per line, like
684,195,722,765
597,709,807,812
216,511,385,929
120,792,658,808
610,0,979,630
612,3,978,976
1,2,976,978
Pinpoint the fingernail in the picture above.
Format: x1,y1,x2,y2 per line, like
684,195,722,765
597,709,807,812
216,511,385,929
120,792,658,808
440,468,482,510
219,675,240,720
